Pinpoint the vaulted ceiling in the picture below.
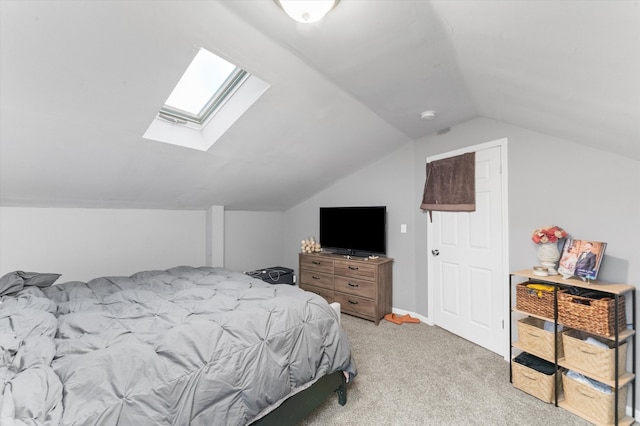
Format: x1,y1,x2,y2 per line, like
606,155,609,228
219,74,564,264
1,1,638,210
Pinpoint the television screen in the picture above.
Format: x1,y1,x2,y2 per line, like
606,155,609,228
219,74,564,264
319,206,386,256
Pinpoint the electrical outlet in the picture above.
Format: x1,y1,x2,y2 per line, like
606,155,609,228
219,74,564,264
401,224,407,233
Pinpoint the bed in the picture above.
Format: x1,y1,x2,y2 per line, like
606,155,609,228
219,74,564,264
0,266,356,425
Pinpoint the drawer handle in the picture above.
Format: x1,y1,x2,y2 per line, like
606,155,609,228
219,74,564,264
312,275,321,280
348,266,359,270
312,261,321,265
348,282,359,288
348,300,359,305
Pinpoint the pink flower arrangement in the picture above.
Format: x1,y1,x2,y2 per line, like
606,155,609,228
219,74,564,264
531,225,567,244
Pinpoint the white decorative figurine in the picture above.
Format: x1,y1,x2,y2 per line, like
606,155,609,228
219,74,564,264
301,237,321,254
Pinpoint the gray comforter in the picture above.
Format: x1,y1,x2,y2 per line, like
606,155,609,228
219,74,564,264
0,266,355,425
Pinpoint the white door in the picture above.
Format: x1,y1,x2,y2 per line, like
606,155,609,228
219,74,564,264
429,143,505,356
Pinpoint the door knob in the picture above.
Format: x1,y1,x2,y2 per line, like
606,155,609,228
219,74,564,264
431,249,439,256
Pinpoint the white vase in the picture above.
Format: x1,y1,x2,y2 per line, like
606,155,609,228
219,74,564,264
537,243,561,275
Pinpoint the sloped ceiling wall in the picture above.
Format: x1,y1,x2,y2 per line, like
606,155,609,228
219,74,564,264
1,1,638,210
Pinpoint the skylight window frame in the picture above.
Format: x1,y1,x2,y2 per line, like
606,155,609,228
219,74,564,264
144,47,270,151
159,67,249,126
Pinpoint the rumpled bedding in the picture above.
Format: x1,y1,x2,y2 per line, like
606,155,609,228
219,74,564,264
0,266,356,425
0,287,63,426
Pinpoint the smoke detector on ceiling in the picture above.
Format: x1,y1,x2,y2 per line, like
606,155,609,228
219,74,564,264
420,111,436,120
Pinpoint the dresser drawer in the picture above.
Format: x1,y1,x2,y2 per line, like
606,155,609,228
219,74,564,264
300,284,334,304
299,253,393,325
300,256,334,274
335,292,376,319
334,276,375,299
300,270,334,291
334,260,376,280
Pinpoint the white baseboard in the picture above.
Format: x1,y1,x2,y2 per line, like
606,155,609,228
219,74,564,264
391,308,429,324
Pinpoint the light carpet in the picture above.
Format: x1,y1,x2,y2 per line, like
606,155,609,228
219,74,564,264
302,314,591,426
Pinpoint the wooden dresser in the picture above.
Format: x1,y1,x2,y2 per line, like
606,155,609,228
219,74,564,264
299,252,393,325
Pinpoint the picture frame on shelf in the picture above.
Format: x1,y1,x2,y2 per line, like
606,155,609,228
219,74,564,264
558,239,607,281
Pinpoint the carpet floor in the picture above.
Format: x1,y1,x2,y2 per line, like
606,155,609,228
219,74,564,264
302,314,591,426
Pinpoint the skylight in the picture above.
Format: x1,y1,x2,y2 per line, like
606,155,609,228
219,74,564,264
159,48,248,125
144,48,270,151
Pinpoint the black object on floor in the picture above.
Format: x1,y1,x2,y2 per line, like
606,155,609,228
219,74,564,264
247,267,295,285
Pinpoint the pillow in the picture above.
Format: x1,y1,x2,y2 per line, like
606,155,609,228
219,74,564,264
0,271,24,296
17,271,61,288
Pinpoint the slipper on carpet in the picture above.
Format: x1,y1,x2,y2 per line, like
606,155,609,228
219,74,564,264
384,313,402,325
399,314,420,323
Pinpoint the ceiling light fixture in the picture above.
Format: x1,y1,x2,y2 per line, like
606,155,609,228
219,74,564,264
420,110,436,120
275,0,339,23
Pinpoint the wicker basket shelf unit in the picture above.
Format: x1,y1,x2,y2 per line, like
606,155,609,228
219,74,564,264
509,269,636,426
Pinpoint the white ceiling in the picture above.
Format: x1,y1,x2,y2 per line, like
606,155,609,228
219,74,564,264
1,1,638,211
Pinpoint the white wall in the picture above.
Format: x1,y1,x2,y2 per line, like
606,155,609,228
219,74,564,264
284,143,416,308
224,210,286,273
0,207,206,282
206,205,225,267
0,207,290,283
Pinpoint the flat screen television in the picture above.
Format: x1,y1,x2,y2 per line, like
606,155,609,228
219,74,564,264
319,206,386,257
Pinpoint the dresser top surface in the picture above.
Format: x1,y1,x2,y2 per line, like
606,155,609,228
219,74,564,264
300,252,393,265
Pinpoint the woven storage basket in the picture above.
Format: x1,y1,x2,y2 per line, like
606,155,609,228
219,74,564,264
562,330,627,380
516,282,561,319
562,372,626,424
517,317,564,359
511,361,557,403
557,293,626,337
